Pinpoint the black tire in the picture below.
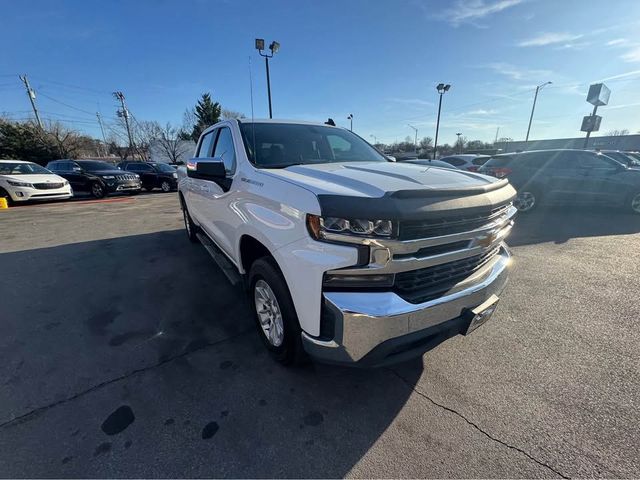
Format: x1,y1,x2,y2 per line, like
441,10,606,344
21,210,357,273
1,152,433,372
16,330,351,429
90,182,106,199
180,196,198,243
0,188,13,206
514,189,539,213
160,180,172,193
248,257,306,366
628,191,640,214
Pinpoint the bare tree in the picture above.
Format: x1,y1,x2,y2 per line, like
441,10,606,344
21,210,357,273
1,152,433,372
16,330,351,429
153,122,192,164
607,129,629,136
39,121,97,158
221,109,246,120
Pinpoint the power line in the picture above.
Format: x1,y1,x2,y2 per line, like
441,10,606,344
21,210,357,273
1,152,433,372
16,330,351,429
38,92,96,116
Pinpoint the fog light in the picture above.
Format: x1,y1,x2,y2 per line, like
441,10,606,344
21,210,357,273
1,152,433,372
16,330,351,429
15,192,24,197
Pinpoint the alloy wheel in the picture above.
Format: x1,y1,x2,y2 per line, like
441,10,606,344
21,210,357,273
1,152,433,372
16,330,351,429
161,181,171,192
631,194,640,213
514,191,536,212
254,279,284,347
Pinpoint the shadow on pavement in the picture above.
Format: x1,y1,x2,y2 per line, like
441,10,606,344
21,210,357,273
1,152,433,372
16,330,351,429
0,230,433,477
509,206,640,247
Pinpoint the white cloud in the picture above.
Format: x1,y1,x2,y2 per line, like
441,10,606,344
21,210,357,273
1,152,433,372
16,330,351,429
385,97,434,107
518,32,583,47
607,101,640,110
621,46,640,63
466,109,499,115
436,0,523,27
607,38,628,47
486,62,553,81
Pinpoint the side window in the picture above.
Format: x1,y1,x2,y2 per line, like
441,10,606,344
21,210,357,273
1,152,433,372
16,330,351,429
577,153,618,170
125,164,139,171
197,130,216,158
212,127,237,174
47,163,58,171
450,158,467,167
472,157,489,166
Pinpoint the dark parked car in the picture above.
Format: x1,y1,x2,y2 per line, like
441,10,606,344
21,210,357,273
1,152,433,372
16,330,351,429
479,149,640,214
46,159,141,198
117,161,178,192
439,154,490,172
405,159,459,169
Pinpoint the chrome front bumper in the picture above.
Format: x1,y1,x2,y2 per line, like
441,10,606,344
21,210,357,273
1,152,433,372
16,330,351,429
301,244,511,366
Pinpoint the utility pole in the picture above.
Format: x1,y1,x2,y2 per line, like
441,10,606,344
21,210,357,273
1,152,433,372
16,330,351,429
113,91,134,150
96,112,108,156
525,81,552,144
19,74,43,129
408,124,418,152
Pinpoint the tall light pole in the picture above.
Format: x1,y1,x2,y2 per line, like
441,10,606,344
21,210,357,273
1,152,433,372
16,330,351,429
255,39,280,119
456,132,462,153
347,114,353,131
525,81,552,144
433,83,451,159
408,124,418,152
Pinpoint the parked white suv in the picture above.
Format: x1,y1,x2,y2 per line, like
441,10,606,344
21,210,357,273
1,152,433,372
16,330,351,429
0,160,72,205
178,120,516,366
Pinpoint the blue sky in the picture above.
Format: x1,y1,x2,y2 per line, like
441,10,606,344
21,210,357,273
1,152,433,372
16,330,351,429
1,0,639,145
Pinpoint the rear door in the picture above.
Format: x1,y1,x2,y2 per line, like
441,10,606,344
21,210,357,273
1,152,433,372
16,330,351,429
127,163,156,189
573,152,624,204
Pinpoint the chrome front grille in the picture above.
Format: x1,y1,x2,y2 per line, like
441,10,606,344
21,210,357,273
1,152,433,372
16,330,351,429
116,174,137,181
399,204,511,240
394,247,501,303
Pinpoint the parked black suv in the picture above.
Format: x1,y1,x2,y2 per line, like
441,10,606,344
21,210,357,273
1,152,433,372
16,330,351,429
479,149,640,214
117,161,178,192
46,160,141,198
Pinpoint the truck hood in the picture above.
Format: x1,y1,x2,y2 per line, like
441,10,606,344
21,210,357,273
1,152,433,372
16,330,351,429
263,161,504,197
262,161,515,220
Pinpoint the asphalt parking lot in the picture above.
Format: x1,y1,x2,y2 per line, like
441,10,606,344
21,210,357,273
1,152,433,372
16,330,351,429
1,194,639,478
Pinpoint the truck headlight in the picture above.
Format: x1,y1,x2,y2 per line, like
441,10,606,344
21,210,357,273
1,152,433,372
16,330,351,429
307,214,396,240
7,180,33,188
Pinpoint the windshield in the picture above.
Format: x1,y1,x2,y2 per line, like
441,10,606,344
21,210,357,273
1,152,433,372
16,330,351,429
604,151,640,167
239,123,387,168
154,163,176,173
0,162,52,175
76,160,118,172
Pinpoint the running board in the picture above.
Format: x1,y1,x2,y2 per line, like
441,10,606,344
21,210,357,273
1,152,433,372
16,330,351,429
195,232,242,286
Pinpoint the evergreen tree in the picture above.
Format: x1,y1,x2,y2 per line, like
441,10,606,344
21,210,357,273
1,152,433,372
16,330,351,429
190,93,221,141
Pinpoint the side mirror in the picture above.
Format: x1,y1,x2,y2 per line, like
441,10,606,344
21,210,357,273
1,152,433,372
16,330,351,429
73,166,82,172
187,158,226,180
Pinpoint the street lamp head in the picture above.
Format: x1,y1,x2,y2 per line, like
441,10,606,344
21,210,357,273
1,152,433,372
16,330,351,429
436,83,445,92
444,84,451,92
269,41,280,54
436,83,451,94
255,38,265,51
348,114,353,119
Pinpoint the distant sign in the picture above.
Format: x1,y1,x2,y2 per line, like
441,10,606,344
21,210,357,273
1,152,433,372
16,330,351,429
587,83,611,107
581,115,602,132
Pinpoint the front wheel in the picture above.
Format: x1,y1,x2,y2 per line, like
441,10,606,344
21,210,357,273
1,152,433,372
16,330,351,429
90,182,106,199
249,257,306,366
0,188,13,206
160,180,172,192
629,192,640,214
514,190,538,213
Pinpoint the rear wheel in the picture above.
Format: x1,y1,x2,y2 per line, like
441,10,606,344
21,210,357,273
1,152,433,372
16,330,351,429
180,196,198,243
249,257,306,366
514,190,538,213
90,182,106,199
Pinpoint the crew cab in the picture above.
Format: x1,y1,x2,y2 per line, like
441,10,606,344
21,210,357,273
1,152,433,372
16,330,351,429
178,120,516,366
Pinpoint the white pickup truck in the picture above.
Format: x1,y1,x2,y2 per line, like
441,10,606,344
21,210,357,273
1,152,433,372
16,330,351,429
178,119,516,366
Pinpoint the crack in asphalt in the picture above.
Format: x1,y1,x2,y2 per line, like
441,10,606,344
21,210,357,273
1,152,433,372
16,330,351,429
390,369,570,479
0,329,253,430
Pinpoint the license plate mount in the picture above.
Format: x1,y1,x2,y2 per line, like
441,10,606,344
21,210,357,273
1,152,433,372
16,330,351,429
464,294,500,335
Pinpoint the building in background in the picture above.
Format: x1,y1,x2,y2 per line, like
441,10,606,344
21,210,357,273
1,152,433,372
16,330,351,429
498,134,640,153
